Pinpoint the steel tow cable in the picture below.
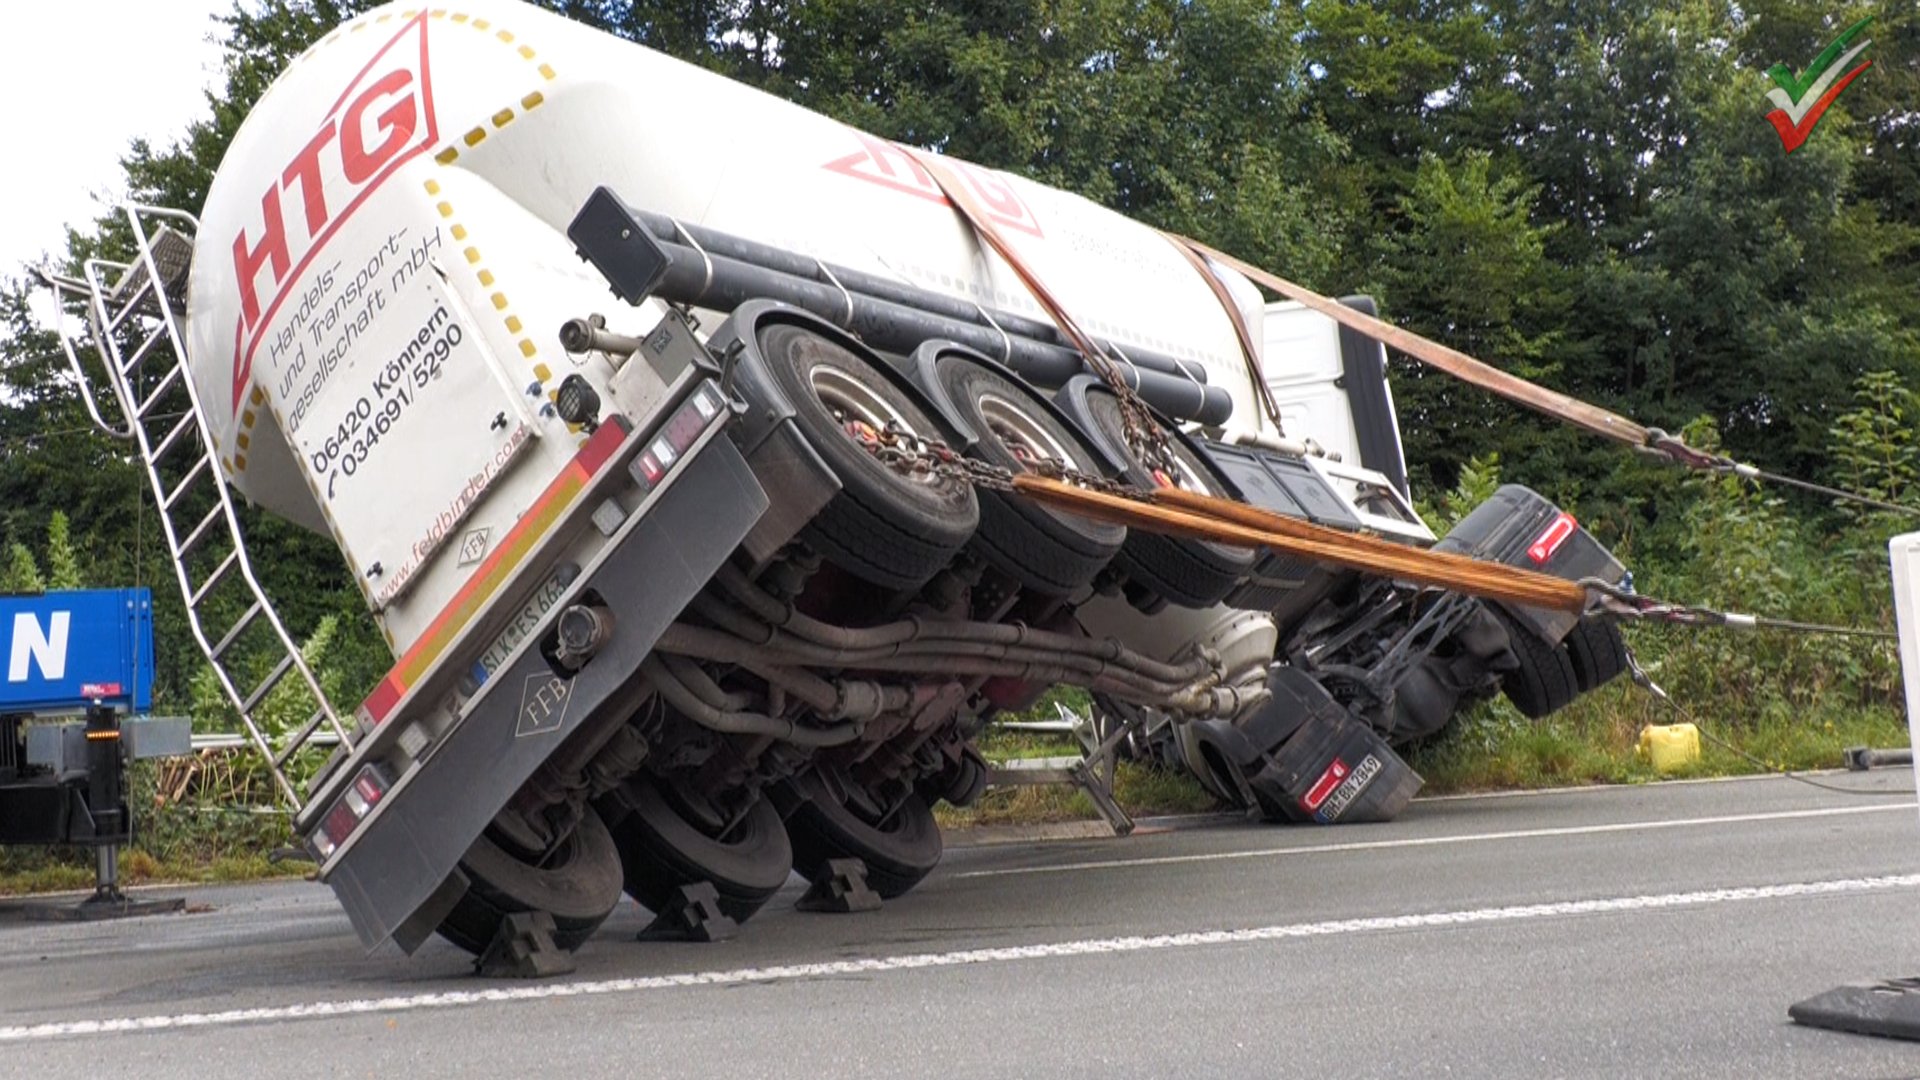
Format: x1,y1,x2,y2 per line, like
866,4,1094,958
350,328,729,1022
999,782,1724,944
1620,649,1914,797
1580,577,1897,640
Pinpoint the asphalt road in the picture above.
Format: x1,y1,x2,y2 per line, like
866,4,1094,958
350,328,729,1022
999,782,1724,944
7,772,1920,1078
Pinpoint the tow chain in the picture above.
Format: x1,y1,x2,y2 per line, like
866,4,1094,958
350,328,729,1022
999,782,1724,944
851,418,1143,501
905,147,1183,482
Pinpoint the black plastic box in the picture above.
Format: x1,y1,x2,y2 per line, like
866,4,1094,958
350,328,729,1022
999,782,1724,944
1432,484,1624,644
1195,440,1358,619
1250,709,1423,825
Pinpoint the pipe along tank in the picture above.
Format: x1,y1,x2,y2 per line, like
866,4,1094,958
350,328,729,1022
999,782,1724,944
162,0,1625,957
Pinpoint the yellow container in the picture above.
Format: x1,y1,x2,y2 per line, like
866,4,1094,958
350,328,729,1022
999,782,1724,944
1638,723,1702,774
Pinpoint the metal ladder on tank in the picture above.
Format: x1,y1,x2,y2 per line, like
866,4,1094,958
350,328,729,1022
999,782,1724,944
36,205,354,809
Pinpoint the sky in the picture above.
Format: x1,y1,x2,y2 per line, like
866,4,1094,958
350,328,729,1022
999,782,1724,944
0,1,230,277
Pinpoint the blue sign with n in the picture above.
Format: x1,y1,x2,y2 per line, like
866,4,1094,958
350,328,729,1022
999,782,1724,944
0,589,154,715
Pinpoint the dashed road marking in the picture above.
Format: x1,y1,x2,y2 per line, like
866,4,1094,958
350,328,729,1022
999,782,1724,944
958,802,1916,879
3,872,1917,1043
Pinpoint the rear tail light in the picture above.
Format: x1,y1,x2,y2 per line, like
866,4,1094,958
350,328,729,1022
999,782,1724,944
630,382,727,495
309,763,392,860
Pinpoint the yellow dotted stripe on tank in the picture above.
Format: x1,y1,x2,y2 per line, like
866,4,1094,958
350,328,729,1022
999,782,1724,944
221,384,271,476
422,175,582,438
413,13,582,438
232,7,561,478
425,9,556,165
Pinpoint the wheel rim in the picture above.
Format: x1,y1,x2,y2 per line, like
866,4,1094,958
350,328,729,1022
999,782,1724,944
977,391,1077,470
810,364,912,432
809,364,957,491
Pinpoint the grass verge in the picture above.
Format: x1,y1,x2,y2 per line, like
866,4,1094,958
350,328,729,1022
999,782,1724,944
0,850,307,898
1406,683,1911,793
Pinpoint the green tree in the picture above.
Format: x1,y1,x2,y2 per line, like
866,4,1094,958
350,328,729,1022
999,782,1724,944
2,543,43,595
1378,151,1566,486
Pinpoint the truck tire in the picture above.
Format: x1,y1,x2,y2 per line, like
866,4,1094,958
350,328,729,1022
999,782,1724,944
936,356,1125,595
1497,613,1580,719
760,322,979,590
1080,390,1253,608
781,766,942,899
436,807,624,956
599,777,793,922
1563,617,1629,693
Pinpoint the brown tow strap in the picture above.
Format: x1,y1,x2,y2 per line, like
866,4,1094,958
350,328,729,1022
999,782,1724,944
906,148,1122,387
1163,236,1286,432
1012,474,1590,615
1167,234,1651,448
902,148,1592,610
906,147,1184,475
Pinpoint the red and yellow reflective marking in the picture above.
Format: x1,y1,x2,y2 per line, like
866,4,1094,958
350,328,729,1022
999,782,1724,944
360,422,626,724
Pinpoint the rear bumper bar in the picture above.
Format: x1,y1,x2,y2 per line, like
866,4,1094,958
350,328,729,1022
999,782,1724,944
325,436,768,950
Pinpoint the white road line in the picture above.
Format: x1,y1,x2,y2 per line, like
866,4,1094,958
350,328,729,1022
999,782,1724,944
4,872,1917,1043
1413,768,1873,802
958,802,1916,879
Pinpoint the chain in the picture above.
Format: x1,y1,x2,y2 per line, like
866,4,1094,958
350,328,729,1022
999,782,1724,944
1119,394,1181,483
849,419,1148,502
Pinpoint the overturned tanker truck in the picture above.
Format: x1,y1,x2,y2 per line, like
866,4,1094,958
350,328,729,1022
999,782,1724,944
47,0,1630,959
